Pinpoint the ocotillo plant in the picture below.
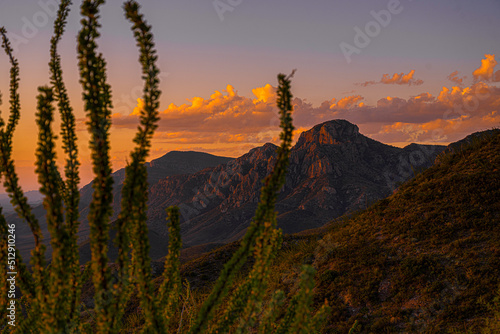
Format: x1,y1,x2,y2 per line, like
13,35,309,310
0,25,49,333
49,0,82,326
0,1,330,333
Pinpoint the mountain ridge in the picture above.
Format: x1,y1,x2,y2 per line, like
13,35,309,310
144,119,446,249
14,119,492,264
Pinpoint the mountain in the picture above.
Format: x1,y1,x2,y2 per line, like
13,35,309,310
77,151,234,235
169,129,500,333
9,151,233,260
10,119,456,263
145,120,446,249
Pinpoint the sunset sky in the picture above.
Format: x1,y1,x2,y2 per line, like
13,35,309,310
0,0,499,192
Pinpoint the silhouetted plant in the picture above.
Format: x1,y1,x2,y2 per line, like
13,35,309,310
0,1,329,333
0,24,49,334
49,0,82,327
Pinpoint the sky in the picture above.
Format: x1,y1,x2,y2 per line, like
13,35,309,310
0,0,499,192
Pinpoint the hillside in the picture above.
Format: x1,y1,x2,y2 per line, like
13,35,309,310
309,130,500,332
168,130,500,333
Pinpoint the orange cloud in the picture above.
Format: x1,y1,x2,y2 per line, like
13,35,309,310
472,54,500,82
381,70,423,85
110,84,285,158
437,86,468,107
109,76,499,161
358,69,423,87
371,82,500,143
377,111,495,144
130,98,145,116
112,84,278,133
329,95,364,109
252,84,276,103
482,110,500,123
410,92,434,103
108,53,499,154
447,70,466,86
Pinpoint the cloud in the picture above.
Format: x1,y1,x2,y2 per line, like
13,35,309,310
112,84,279,133
358,80,376,87
131,98,145,116
358,70,424,87
252,84,277,103
369,82,500,143
294,82,499,144
329,95,364,109
378,110,499,144
381,70,422,85
292,81,498,145
109,71,499,158
473,54,500,82
447,71,466,86
110,84,284,157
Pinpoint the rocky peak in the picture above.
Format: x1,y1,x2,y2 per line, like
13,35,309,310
295,119,362,148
